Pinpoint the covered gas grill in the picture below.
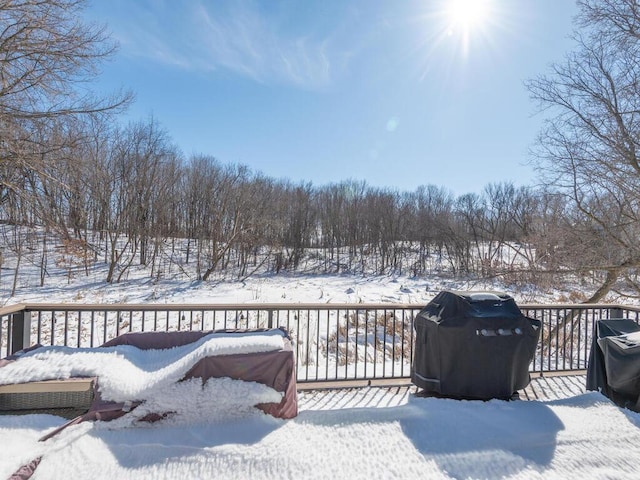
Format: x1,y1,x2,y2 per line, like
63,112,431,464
587,318,640,412
411,290,541,400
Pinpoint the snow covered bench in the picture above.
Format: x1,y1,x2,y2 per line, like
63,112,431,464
0,328,298,424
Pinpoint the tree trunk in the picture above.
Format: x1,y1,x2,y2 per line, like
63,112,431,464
584,269,620,303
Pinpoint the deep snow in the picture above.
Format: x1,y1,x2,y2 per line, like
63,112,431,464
2,387,640,479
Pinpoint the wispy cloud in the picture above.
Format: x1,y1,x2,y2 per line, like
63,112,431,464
107,0,359,90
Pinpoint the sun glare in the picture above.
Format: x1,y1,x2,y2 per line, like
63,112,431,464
447,0,491,31
415,0,506,78
435,0,496,58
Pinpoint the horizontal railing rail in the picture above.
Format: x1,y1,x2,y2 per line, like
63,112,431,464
2,303,640,383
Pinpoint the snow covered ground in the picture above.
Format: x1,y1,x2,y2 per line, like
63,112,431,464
2,379,640,479
3,268,513,307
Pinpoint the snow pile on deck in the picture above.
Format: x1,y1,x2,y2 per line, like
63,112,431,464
102,376,283,429
2,390,640,479
0,330,285,402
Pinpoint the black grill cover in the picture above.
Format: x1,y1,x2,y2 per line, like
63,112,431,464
411,290,541,400
586,319,640,412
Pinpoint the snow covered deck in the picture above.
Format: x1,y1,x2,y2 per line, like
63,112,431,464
7,372,640,480
298,374,588,410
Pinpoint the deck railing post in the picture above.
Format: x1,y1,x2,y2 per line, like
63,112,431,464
267,309,273,329
609,307,624,319
10,310,31,354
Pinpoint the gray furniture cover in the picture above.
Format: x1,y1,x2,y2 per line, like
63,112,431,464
411,290,541,400
586,319,640,412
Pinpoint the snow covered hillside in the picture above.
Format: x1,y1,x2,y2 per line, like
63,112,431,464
1,227,626,307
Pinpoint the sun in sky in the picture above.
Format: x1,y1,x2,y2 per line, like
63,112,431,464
413,0,504,71
444,0,495,55
446,0,492,32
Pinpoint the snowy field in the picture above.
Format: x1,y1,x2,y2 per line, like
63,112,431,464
3,266,520,307
0,229,603,308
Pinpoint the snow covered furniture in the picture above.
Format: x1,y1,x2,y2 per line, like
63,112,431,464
96,328,298,420
587,318,640,412
411,290,541,400
0,328,298,423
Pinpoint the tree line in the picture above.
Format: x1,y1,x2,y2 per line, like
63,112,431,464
0,121,621,299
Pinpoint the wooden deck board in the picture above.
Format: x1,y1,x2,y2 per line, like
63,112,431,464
0,374,590,417
298,374,588,411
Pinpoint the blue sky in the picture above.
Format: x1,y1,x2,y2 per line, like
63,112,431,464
85,0,578,196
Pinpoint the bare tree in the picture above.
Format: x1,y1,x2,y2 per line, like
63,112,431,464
406,185,454,275
526,0,640,301
0,0,132,209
